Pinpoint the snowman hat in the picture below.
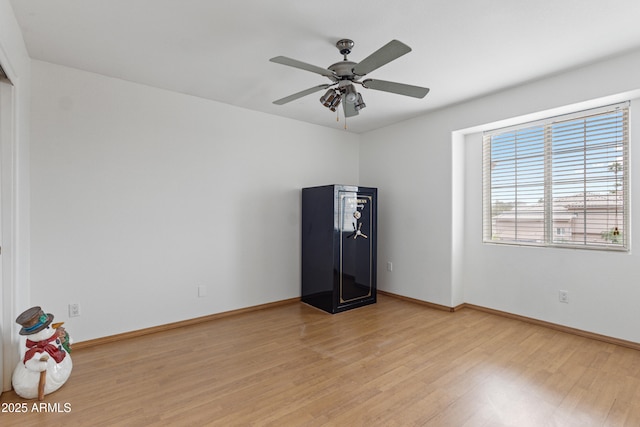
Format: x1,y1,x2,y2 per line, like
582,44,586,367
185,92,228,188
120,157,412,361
16,306,54,336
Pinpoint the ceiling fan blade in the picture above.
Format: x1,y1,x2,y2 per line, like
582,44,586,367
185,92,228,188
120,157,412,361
270,56,336,79
343,97,359,118
362,79,430,98
352,40,412,76
273,84,331,105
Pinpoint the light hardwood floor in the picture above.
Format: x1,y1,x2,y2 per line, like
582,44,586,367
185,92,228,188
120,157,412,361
2,294,640,426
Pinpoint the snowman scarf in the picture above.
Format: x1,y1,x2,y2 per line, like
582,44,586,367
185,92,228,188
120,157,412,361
24,333,66,364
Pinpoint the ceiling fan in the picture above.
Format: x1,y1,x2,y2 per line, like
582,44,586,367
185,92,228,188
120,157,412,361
270,39,430,118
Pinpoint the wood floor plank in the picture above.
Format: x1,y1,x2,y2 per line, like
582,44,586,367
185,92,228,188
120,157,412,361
2,294,640,426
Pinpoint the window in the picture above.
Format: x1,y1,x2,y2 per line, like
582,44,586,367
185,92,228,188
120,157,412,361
483,102,629,251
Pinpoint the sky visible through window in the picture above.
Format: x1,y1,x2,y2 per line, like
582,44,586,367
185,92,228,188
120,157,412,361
490,111,624,206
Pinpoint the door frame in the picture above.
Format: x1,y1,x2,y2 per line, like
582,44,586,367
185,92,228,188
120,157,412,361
0,64,21,393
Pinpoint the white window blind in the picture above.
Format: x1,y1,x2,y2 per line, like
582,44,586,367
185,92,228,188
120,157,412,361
483,102,629,251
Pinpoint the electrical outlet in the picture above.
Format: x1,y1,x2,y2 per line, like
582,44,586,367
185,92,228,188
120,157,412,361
69,303,81,317
559,290,569,304
198,285,207,297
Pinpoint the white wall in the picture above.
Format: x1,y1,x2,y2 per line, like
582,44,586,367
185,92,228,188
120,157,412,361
30,60,360,343
360,48,640,343
0,0,31,392
359,112,455,305
462,112,640,342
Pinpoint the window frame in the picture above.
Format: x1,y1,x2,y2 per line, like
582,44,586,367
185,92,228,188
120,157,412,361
482,102,630,252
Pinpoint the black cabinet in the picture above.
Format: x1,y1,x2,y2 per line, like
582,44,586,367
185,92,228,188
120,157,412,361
301,185,377,313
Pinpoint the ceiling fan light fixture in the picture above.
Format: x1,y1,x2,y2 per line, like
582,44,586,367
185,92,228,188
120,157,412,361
344,84,358,103
320,89,341,111
328,94,342,111
354,93,366,111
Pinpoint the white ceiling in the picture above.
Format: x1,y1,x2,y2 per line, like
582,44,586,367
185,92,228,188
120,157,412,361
9,0,640,133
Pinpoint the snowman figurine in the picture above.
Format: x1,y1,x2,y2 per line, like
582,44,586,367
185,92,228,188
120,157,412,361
12,306,73,400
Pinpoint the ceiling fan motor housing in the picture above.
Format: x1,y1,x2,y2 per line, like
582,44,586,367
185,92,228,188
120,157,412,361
329,61,357,79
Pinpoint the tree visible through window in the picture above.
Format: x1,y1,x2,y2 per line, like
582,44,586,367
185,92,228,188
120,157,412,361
483,102,629,251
